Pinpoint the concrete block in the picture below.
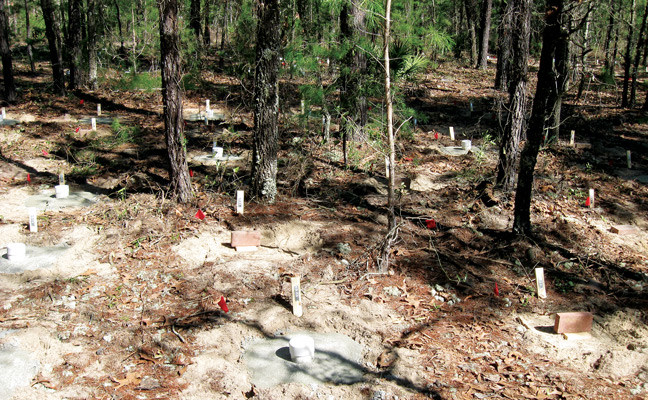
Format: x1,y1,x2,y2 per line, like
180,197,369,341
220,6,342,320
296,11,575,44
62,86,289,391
554,312,593,334
610,225,639,235
231,231,261,248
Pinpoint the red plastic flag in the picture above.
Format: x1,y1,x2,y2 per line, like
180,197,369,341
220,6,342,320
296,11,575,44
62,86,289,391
434,131,439,140
425,219,436,229
195,209,205,220
585,197,591,207
189,169,194,177
494,283,500,297
27,173,31,183
75,127,80,133
79,99,84,105
42,150,49,156
218,296,229,313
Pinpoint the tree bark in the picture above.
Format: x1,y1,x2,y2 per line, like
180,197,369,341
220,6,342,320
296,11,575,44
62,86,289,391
203,0,211,46
158,0,193,203
67,0,83,90
477,0,492,70
24,0,35,73
0,0,14,102
190,0,201,40
630,1,648,107
495,0,531,191
251,0,280,204
40,0,65,95
464,0,478,65
621,0,636,108
495,0,513,90
513,0,563,235
603,0,617,74
87,0,98,89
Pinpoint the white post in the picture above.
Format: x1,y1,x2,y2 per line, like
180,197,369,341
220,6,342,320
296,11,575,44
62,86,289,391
535,268,547,298
97,104,102,116
205,99,210,111
236,190,244,214
570,130,575,146
91,118,97,131
301,99,305,115
1,107,6,119
291,276,303,317
469,102,473,112
627,150,632,169
59,172,65,185
449,126,455,141
28,208,38,233
589,189,595,208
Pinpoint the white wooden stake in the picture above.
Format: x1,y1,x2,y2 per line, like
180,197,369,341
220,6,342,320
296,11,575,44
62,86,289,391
28,207,37,233
589,189,595,208
570,130,575,146
301,99,305,115
385,156,390,178
469,102,474,112
205,99,210,111
449,126,455,141
59,172,65,185
97,104,102,116
535,268,547,299
236,190,244,214
1,107,6,119
627,150,632,169
91,118,97,131
291,276,303,317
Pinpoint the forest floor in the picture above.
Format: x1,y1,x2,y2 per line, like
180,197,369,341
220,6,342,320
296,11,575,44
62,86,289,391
0,60,647,400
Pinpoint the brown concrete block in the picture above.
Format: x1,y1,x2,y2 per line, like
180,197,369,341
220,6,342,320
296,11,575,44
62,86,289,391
610,225,639,235
231,231,261,248
554,312,593,334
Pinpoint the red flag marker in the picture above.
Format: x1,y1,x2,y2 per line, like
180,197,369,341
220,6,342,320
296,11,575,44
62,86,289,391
585,197,590,207
189,169,194,177
27,173,31,184
403,157,413,162
494,283,500,297
434,131,439,140
195,209,205,220
75,126,80,133
79,99,84,105
425,219,436,229
218,296,229,313
42,150,49,157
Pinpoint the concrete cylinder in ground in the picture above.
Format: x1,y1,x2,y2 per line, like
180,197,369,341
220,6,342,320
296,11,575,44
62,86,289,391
289,335,315,364
461,140,471,151
55,185,70,199
6,243,26,261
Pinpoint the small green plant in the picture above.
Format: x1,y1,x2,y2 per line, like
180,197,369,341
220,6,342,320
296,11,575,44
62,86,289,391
114,72,161,92
554,277,575,293
111,119,140,145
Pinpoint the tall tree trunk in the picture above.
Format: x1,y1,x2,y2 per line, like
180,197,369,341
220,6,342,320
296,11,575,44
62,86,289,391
630,1,648,107
495,0,531,191
190,0,201,40
87,0,97,89
576,16,591,101
158,0,192,203
603,0,616,73
24,0,35,73
252,0,280,203
548,27,569,140
477,0,492,70
495,0,513,90
203,0,211,46
381,0,397,272
67,0,82,90
622,0,637,108
0,0,15,101
513,0,563,235
40,0,65,95
464,0,478,65
114,0,124,53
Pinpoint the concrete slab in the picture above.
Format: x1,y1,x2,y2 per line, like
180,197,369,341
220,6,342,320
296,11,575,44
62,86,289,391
0,244,69,274
0,119,19,126
0,344,39,400
24,188,99,211
78,117,115,125
439,146,479,157
192,154,244,165
185,113,225,122
244,332,365,389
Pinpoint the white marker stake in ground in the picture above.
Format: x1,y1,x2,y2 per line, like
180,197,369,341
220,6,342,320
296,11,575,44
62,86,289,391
627,150,632,169
469,102,474,112
589,189,595,208
28,207,37,233
570,130,575,146
291,276,303,317
385,156,390,178
1,107,5,119
206,99,210,111
91,118,97,131
97,104,101,116
236,190,244,214
59,172,65,185
449,127,455,141
535,268,547,298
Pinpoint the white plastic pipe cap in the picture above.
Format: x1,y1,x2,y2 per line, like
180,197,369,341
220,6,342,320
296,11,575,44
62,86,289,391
461,140,472,151
6,243,26,261
55,184,69,199
289,335,315,364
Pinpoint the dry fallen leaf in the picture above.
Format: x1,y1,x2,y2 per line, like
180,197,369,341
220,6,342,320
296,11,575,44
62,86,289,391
113,371,142,389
